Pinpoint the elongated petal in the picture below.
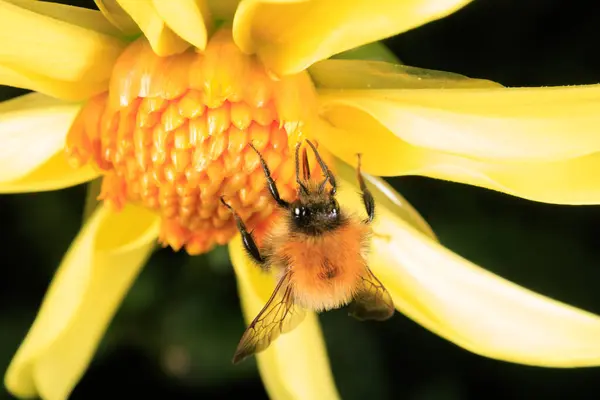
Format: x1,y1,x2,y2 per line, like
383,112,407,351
400,149,600,206
336,182,600,367
0,94,84,184
115,0,191,56
5,204,160,400
317,74,600,161
152,0,212,50
6,0,123,36
228,236,340,400
94,0,140,35
0,152,98,193
0,65,109,101
83,179,103,221
233,0,472,75
326,173,600,367
0,0,126,87
310,59,501,90
314,111,600,205
331,42,401,63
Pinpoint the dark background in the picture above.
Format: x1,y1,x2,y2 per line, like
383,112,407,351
2,0,600,399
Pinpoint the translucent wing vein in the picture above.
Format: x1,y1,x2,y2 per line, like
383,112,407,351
349,267,395,321
233,272,306,363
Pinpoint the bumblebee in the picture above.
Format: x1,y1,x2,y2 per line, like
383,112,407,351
221,140,394,363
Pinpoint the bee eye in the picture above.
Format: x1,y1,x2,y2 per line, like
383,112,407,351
294,206,309,218
329,200,339,216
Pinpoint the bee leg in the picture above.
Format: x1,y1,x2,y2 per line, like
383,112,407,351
220,197,265,265
356,153,375,224
249,142,290,209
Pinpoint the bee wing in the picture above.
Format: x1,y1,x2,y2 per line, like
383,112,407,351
348,267,395,321
233,272,306,364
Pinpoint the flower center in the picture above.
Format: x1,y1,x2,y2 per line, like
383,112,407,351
65,29,318,254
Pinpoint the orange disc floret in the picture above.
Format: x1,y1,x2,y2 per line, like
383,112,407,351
65,29,319,255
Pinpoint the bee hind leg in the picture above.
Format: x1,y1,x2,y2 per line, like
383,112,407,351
220,197,265,265
356,154,375,224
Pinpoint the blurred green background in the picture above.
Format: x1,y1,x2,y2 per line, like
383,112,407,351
3,0,600,399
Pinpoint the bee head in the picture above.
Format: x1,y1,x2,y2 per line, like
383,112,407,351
290,195,342,235
288,139,344,235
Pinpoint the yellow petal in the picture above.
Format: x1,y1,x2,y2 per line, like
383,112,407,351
5,204,160,400
337,182,600,367
0,0,126,85
0,65,109,101
115,0,191,56
83,179,103,221
0,94,86,184
331,42,401,63
0,152,98,194
310,59,501,90
7,0,124,36
233,0,473,75
94,0,141,36
318,78,600,162
402,149,600,206
315,112,600,205
228,236,340,400
152,0,212,50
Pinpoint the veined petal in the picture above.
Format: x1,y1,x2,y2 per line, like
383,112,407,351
228,236,340,400
152,0,212,51
314,112,600,205
233,0,472,75
0,94,83,184
0,65,109,101
94,0,140,36
318,78,600,162
115,0,191,56
5,204,160,400
337,183,600,367
0,0,126,84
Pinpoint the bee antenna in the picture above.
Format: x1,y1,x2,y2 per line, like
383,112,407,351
305,139,336,195
294,141,310,195
301,147,311,181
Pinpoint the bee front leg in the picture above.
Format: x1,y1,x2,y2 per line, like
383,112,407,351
356,154,375,224
220,197,265,265
249,142,290,209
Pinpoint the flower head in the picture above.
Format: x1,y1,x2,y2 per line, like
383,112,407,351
64,29,317,254
3,1,600,400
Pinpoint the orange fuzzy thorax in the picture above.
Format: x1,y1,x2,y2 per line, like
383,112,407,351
65,29,318,254
269,218,372,312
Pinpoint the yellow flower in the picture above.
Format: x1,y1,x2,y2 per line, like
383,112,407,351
3,1,600,399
